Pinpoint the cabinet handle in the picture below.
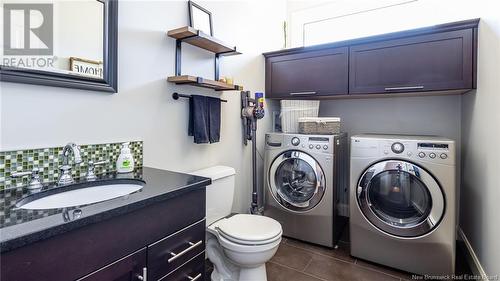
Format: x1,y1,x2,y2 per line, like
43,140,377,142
384,86,424,91
136,267,147,281
187,273,202,281
289,91,317,96
168,240,203,263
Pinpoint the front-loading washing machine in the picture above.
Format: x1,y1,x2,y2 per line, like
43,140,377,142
350,134,456,275
264,132,348,247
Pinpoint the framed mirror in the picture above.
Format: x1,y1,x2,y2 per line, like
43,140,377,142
0,0,118,93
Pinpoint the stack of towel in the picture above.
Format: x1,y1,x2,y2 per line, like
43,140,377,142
188,95,221,144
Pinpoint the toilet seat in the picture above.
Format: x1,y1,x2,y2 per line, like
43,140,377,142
209,214,282,246
219,231,281,246
214,231,282,254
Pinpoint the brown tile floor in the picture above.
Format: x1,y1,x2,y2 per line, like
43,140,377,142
206,237,472,281
266,237,472,281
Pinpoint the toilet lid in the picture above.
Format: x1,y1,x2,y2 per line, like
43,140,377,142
215,214,282,244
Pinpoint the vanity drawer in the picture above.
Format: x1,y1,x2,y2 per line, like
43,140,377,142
159,252,205,281
148,219,205,281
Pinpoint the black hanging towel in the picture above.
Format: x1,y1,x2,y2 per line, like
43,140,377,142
188,95,221,144
207,96,221,143
188,95,208,143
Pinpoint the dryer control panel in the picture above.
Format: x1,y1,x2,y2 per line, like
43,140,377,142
416,143,451,161
351,135,455,166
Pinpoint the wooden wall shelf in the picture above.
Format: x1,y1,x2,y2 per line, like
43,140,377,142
167,26,241,56
167,26,243,91
167,75,243,91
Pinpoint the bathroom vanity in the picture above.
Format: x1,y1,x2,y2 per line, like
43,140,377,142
0,167,210,281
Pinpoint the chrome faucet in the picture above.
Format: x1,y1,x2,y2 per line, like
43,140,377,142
58,143,83,185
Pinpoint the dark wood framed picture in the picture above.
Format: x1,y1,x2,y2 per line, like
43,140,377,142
188,0,213,36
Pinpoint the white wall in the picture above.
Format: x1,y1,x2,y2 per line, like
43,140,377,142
460,2,500,277
0,0,286,214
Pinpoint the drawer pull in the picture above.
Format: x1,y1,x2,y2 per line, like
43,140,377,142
187,273,202,281
136,267,147,281
168,240,203,263
290,91,317,96
384,86,424,91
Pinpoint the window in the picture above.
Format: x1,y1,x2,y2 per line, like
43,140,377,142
287,0,420,47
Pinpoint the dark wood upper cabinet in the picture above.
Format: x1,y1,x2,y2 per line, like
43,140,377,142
349,29,473,94
265,47,349,98
263,19,479,99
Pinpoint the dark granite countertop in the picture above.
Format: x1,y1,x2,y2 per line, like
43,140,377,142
0,167,211,253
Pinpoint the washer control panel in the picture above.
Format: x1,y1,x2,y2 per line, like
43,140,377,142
265,133,334,154
303,136,333,154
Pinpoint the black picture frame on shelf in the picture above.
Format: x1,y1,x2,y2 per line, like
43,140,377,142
0,0,118,93
188,0,213,36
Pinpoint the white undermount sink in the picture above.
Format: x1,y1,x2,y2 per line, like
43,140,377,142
18,183,143,210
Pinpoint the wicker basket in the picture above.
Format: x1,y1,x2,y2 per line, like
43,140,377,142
298,117,341,135
280,100,320,133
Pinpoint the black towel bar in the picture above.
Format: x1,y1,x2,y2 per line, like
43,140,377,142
172,92,228,102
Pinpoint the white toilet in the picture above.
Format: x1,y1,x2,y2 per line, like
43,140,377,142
192,166,282,281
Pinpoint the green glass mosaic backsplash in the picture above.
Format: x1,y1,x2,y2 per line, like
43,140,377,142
0,141,143,190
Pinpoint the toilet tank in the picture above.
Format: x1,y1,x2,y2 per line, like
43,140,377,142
191,166,236,225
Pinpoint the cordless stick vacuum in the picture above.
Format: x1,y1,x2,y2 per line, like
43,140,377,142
241,91,265,215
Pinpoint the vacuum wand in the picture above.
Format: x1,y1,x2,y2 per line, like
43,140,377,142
251,124,258,213
241,91,265,215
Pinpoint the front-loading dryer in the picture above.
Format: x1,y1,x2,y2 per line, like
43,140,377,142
350,134,456,276
264,132,348,247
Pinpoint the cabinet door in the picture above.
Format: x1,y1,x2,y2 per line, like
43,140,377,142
349,29,473,94
265,47,348,98
78,248,146,281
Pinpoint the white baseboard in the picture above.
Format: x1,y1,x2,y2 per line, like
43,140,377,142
457,227,488,279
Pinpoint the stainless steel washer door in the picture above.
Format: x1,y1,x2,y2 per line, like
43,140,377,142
269,150,326,212
357,160,445,238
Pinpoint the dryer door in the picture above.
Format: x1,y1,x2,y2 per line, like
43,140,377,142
269,150,326,212
357,160,445,238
